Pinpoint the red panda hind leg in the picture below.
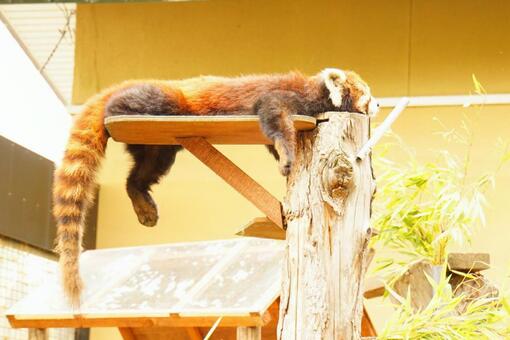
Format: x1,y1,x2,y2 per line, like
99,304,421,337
126,145,181,226
254,90,301,176
105,83,185,227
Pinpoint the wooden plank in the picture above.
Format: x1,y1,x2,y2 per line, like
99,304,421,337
361,306,377,337
7,314,265,329
178,137,283,228
236,217,285,240
105,114,316,145
448,253,490,272
186,327,203,340
237,326,262,340
119,327,137,340
363,277,385,299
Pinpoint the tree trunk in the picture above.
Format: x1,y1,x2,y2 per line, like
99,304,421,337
278,112,375,340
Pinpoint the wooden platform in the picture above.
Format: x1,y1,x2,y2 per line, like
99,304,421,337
236,217,286,240
105,114,317,145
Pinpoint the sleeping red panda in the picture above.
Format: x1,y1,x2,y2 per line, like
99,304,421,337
53,68,378,305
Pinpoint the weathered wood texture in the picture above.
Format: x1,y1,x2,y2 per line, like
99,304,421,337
278,112,375,339
393,256,495,312
448,252,490,272
392,261,440,311
237,326,262,340
450,272,498,314
105,115,316,145
177,137,283,228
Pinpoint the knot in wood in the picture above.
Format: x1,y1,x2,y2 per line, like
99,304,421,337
320,151,353,199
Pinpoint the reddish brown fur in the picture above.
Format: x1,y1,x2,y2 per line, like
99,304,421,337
54,70,374,306
186,73,310,114
53,90,114,307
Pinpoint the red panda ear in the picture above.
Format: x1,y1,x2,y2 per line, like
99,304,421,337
321,68,346,107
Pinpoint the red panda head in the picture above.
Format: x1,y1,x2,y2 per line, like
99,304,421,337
321,68,379,116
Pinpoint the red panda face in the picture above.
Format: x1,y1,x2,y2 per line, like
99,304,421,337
321,68,379,116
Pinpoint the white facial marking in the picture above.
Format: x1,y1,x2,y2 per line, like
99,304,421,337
358,93,370,108
321,68,346,107
321,68,347,83
368,96,380,116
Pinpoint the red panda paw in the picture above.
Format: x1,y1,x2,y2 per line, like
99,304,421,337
131,192,159,227
137,207,158,227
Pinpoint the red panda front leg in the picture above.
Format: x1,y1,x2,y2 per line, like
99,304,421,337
254,90,302,176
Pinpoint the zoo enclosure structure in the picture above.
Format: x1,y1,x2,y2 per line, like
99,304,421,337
8,238,378,339
8,238,283,339
10,112,378,339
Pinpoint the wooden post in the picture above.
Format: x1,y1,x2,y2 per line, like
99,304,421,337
237,326,262,340
28,328,47,340
278,113,375,339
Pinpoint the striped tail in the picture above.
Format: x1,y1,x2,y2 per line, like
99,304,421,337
53,96,109,307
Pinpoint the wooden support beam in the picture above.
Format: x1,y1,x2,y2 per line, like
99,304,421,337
361,306,377,337
118,327,137,340
278,113,375,339
237,326,261,340
363,276,385,299
177,137,283,228
186,327,203,340
236,217,286,240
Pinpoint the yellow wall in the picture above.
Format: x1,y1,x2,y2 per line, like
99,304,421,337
73,1,510,338
73,0,510,103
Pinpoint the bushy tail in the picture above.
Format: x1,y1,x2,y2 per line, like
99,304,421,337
53,96,109,307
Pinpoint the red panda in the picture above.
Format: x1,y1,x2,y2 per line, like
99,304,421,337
53,68,378,306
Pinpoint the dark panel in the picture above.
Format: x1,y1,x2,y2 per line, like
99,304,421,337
75,328,90,340
0,139,14,229
9,137,53,248
0,136,97,252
